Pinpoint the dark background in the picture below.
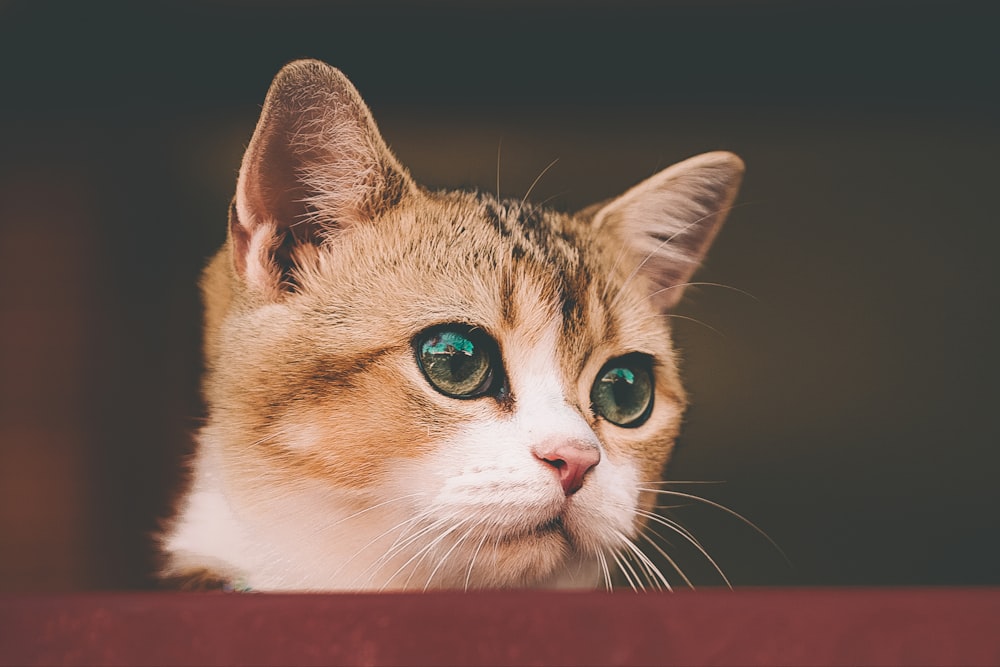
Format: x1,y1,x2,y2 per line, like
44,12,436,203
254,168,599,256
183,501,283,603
1,0,997,590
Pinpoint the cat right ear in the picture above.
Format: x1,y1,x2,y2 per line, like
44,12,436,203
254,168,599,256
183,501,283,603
231,59,417,295
591,151,744,311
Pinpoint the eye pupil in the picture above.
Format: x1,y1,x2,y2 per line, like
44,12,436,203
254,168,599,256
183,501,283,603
416,327,496,398
591,356,653,427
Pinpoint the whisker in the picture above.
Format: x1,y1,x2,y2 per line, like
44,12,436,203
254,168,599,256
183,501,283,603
664,313,725,337
322,492,424,533
423,520,482,591
395,536,448,591
464,529,492,591
520,157,559,206
367,516,450,590
609,549,638,592
386,509,433,553
637,530,693,590
536,190,570,208
639,487,788,563
627,505,704,548
609,203,742,312
642,480,726,485
349,507,449,586
496,139,502,200
397,519,471,591
376,512,474,591
622,548,650,592
626,309,725,338
595,549,613,591
647,281,759,303
600,244,632,303
629,506,732,588
615,531,670,590
615,529,669,591
327,503,429,582
342,511,436,586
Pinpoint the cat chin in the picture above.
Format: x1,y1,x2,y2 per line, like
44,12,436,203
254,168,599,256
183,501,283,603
398,529,598,591
348,515,594,590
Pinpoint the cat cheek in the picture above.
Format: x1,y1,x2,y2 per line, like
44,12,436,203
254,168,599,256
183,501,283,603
594,393,684,483
248,372,468,492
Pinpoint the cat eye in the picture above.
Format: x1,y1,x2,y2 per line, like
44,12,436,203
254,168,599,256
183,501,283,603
590,354,654,428
415,325,499,399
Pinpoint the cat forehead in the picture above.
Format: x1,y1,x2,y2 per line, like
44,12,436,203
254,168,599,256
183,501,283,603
425,193,674,355
292,190,672,363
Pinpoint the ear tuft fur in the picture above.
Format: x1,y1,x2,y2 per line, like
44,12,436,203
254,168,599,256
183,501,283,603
231,59,417,294
592,151,744,311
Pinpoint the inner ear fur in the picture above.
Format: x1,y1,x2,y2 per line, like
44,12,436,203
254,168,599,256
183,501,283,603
231,59,417,293
591,151,744,311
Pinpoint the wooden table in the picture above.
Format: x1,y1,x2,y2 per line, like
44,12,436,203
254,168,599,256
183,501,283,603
2,589,998,666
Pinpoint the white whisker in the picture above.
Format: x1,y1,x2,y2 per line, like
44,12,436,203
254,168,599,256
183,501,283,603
630,506,704,548
647,281,759,303
618,539,655,592
625,309,725,337
639,487,787,562
596,549,613,591
368,511,470,591
328,505,430,583
609,203,741,312
496,139,502,200
536,190,570,208
664,313,725,336
343,514,434,587
367,517,448,590
464,529,492,591
637,530,693,590
348,508,447,587
609,549,638,592
627,505,732,588
520,157,559,206
600,243,632,303
616,529,670,591
396,519,471,591
423,520,482,591
322,492,424,533
643,480,725,485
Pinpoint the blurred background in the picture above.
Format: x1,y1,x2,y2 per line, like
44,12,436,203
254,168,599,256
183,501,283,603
0,0,997,590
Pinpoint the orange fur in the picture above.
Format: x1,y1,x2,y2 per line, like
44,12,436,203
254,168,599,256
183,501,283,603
161,60,743,591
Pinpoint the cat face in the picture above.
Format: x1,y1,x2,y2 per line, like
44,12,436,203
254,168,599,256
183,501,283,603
163,60,743,590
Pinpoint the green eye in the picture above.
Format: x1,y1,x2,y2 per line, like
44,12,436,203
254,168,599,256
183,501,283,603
415,326,498,399
590,355,654,427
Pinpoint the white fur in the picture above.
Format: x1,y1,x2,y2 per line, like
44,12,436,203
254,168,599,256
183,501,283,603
164,324,643,591
240,222,282,298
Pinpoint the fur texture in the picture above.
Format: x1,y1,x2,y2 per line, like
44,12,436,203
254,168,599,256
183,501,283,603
161,60,744,591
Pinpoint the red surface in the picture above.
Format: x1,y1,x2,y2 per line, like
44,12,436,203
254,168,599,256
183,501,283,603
2,589,999,666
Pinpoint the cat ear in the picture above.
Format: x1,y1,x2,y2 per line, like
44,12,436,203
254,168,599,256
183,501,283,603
231,59,417,293
591,151,744,311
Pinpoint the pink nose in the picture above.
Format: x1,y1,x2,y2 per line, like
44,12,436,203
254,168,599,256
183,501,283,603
533,439,601,496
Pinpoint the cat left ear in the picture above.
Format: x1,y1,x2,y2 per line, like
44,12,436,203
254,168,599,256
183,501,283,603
231,59,418,294
591,151,744,311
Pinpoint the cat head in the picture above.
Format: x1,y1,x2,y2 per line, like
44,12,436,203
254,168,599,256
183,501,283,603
197,59,743,589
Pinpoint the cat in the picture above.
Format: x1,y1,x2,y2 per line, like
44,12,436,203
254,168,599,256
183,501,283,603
160,59,744,592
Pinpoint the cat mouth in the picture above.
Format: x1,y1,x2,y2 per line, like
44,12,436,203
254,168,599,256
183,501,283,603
496,515,566,545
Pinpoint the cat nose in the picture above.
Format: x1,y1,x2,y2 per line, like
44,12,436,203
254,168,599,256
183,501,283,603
533,439,601,496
